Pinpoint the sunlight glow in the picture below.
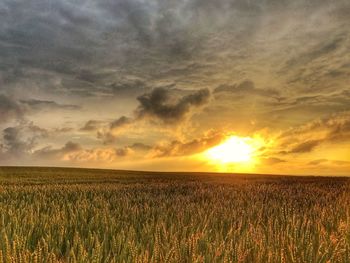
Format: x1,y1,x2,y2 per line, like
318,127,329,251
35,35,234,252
206,136,253,163
203,135,265,172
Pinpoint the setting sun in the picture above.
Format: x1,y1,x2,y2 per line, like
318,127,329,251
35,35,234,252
206,136,254,164
203,136,265,172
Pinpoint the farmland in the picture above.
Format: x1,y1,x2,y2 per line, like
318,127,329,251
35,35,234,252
0,167,349,262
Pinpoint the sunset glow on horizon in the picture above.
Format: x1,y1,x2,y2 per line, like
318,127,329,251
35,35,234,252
199,135,265,172
206,136,254,163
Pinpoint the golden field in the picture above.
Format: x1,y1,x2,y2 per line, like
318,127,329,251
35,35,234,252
0,167,349,262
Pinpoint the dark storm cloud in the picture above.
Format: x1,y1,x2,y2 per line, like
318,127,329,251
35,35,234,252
97,87,211,144
136,87,211,123
0,0,349,101
0,0,105,96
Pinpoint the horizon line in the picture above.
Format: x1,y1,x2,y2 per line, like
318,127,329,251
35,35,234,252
0,165,349,178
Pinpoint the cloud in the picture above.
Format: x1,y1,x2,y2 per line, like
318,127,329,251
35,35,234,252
269,89,350,113
20,99,80,111
308,159,350,166
95,116,132,144
129,142,152,151
97,131,117,145
115,147,131,157
1,122,48,156
80,120,105,132
136,87,211,123
0,0,349,102
109,80,150,97
0,122,78,162
214,80,280,98
284,37,344,70
53,127,74,133
35,141,133,163
64,147,132,163
0,94,23,123
0,94,82,125
60,141,82,152
287,140,322,154
332,160,350,166
110,116,133,130
96,87,211,144
34,141,82,160
308,159,328,165
150,132,224,157
277,111,350,154
214,80,255,93
260,157,286,165
80,118,134,142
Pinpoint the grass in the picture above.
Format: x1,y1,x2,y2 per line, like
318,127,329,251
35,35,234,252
0,166,349,262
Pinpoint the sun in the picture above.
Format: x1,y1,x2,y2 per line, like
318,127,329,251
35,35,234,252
206,136,254,164
203,136,264,170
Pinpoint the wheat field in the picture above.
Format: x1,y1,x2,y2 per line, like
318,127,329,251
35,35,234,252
0,167,349,262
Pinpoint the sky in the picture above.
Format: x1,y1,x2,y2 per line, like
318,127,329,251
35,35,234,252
0,0,349,175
